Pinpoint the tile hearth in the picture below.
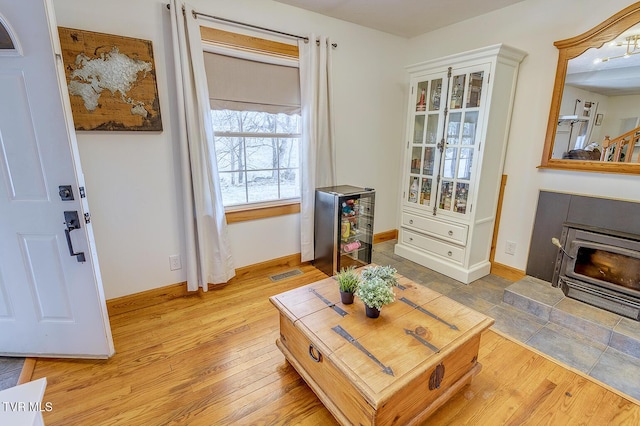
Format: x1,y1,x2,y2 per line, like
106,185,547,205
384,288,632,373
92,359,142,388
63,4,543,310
503,275,640,400
372,240,640,402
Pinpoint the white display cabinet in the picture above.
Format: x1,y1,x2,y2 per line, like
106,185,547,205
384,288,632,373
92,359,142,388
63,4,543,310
395,44,526,283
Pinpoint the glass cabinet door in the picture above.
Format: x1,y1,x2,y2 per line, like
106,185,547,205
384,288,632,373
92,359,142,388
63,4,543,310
437,66,487,216
406,73,447,209
338,193,374,270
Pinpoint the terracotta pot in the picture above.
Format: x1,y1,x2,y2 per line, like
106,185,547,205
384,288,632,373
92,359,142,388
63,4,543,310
340,291,354,304
365,305,380,318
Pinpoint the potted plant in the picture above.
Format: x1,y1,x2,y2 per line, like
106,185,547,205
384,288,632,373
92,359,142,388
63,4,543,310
355,265,398,318
335,266,360,304
361,265,398,287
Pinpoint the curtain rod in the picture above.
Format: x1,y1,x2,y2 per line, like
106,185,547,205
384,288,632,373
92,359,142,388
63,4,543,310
166,4,337,48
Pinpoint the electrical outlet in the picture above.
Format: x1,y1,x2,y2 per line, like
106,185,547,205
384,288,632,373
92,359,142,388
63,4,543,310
505,241,517,255
169,254,182,271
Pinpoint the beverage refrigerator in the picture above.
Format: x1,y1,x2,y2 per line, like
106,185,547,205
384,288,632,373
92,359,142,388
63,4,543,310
313,185,375,276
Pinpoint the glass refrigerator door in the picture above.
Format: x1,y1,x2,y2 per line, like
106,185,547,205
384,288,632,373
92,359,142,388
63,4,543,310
405,74,448,210
437,67,487,216
338,193,374,270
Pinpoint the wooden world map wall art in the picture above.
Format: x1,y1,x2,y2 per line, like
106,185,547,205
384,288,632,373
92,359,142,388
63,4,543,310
58,27,162,131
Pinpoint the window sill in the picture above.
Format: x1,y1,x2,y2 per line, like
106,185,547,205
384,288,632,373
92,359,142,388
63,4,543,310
225,202,301,224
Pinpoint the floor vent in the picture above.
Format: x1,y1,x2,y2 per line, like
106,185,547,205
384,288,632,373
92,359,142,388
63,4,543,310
269,269,303,282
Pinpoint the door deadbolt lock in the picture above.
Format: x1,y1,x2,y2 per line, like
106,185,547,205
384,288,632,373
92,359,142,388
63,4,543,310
58,185,74,201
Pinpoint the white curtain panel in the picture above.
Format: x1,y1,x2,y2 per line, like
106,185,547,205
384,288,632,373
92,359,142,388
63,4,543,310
169,0,235,291
299,35,337,262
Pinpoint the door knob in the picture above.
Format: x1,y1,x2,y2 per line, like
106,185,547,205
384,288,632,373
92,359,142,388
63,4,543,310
63,211,85,262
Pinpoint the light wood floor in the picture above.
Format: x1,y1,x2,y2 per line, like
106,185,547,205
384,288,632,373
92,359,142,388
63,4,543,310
32,264,640,425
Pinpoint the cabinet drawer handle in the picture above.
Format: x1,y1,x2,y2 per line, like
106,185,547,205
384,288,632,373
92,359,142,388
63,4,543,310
309,344,322,363
409,219,414,225
447,251,453,257
448,230,453,236
409,237,413,241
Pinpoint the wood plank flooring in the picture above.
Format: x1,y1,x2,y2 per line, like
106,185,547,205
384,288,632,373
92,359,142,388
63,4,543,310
32,264,640,425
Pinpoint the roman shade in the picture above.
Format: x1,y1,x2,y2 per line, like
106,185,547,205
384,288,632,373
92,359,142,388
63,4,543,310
203,52,300,114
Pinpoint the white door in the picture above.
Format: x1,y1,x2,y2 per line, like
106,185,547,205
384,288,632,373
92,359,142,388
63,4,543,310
0,0,114,357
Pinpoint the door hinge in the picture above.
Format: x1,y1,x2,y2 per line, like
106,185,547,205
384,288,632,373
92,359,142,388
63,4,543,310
84,212,91,224
79,186,86,198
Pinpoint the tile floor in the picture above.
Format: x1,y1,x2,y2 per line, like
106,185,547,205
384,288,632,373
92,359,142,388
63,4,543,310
0,357,24,392
372,240,640,401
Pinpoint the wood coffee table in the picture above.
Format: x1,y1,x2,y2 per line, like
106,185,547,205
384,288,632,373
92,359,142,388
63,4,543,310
270,271,494,425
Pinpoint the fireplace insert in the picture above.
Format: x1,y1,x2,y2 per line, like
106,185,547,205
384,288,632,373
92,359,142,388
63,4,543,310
552,223,640,320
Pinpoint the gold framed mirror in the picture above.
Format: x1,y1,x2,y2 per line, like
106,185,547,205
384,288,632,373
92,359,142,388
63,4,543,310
540,2,640,174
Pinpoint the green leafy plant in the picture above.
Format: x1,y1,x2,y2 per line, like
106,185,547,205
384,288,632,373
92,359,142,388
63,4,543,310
336,266,360,293
361,265,398,287
355,275,396,310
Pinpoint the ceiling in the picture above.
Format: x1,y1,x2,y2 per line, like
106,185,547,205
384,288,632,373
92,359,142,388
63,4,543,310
273,0,527,38
274,0,640,97
565,24,640,96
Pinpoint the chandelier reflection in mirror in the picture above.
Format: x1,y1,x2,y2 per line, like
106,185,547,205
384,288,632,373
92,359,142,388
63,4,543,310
595,34,640,63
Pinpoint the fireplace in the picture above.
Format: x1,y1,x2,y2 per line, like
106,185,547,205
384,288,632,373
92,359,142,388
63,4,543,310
552,223,640,320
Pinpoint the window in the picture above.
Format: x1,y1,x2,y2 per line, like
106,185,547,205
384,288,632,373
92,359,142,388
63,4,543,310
0,20,15,50
203,48,301,209
211,110,300,206
0,16,20,56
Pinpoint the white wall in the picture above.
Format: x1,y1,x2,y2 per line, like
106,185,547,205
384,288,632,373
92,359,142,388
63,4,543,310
406,0,640,272
600,94,640,140
53,0,408,298
54,0,640,299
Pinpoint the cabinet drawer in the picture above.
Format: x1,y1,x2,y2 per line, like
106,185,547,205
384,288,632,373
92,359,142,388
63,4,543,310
402,212,468,245
402,229,465,263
